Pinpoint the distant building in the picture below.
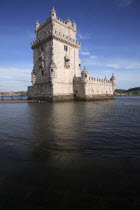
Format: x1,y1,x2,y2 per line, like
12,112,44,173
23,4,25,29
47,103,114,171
28,8,116,101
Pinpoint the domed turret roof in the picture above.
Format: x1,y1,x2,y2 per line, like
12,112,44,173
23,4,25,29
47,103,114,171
51,7,56,12
35,20,39,25
110,73,116,80
82,66,89,74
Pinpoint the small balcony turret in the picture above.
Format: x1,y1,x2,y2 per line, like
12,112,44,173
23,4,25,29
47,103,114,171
65,17,72,27
35,20,40,35
110,73,116,92
31,69,36,85
50,7,56,19
81,66,89,83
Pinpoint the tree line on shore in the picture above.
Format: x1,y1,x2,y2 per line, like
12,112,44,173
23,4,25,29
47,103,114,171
0,91,27,96
114,87,140,95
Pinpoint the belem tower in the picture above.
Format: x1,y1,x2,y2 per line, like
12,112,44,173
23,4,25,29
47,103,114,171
28,8,116,101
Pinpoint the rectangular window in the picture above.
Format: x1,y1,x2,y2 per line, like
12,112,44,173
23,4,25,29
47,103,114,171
64,45,68,51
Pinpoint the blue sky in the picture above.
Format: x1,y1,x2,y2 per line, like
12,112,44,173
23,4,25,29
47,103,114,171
0,0,140,91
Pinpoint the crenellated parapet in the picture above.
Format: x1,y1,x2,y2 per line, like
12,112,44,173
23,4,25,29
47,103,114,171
54,17,76,32
74,76,112,84
36,18,51,32
31,30,52,49
73,68,116,99
32,8,79,49
74,67,115,86
31,29,80,49
35,16,76,33
52,30,80,47
88,77,112,84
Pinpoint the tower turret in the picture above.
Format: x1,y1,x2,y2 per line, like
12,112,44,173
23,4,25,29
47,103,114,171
104,76,107,82
110,73,116,92
81,66,89,82
73,21,76,31
35,20,40,34
65,17,72,27
50,7,56,19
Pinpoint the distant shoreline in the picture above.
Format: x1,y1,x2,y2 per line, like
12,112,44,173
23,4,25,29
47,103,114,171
0,95,140,104
114,87,140,96
115,94,140,96
0,100,29,103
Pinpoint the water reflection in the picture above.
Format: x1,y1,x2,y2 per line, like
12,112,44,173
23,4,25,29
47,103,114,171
0,97,140,209
0,97,140,157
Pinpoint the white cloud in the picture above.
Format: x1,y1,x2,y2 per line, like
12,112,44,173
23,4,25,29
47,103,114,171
106,64,121,69
80,52,90,55
90,56,97,59
106,61,140,70
80,56,140,71
78,33,91,40
0,67,31,91
116,0,134,7
80,56,140,89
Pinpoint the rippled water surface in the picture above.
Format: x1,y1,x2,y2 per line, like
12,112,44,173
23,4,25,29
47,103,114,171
0,96,140,209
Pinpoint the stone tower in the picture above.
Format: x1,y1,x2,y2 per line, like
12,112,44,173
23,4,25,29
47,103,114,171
28,8,81,101
28,8,116,101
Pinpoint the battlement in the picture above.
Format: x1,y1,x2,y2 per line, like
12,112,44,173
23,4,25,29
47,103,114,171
53,30,80,46
37,18,51,31
31,30,52,48
31,29,80,49
88,77,112,84
74,76,112,84
55,17,76,31
36,16,76,32
37,17,76,31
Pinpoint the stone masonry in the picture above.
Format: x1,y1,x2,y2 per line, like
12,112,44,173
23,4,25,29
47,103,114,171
28,8,116,101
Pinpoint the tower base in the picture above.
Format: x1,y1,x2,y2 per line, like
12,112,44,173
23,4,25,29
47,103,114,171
28,95,114,102
75,95,114,101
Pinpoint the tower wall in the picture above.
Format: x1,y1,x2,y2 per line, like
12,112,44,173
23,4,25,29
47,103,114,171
52,38,80,97
28,84,53,100
53,19,76,40
33,39,52,84
37,21,52,39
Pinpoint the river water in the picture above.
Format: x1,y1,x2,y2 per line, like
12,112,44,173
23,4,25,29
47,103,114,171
0,96,140,209
0,96,27,101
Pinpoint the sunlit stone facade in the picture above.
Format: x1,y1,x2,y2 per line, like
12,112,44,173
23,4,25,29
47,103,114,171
28,8,116,101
